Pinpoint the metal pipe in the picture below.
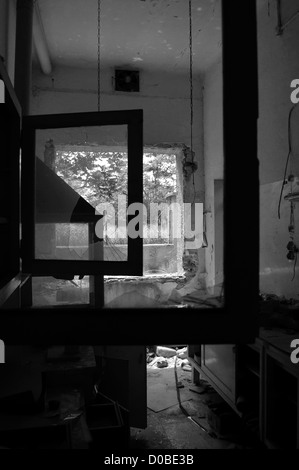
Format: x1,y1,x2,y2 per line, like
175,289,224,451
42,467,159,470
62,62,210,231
33,2,52,75
6,0,17,83
14,0,34,115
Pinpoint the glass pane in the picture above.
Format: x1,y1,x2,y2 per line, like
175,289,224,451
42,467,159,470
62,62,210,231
34,125,128,262
143,152,181,276
103,0,224,309
258,2,299,298
32,276,90,306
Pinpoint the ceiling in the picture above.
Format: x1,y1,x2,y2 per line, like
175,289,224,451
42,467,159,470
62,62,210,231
35,0,222,74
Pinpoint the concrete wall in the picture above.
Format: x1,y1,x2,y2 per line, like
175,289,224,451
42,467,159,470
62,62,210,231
202,0,299,297
55,243,179,274
104,277,179,307
1,1,206,286
6,0,299,297
258,0,299,184
31,66,203,152
258,0,299,298
260,180,299,297
31,65,205,277
203,58,223,289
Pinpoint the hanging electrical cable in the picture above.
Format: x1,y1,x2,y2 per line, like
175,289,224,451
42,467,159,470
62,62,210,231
174,356,216,437
95,0,126,262
287,201,298,280
278,104,299,279
189,0,196,205
202,210,208,248
277,104,296,219
292,251,298,282
97,0,101,112
188,1,208,248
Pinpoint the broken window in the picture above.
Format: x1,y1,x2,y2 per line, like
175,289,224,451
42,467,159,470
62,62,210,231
33,146,186,307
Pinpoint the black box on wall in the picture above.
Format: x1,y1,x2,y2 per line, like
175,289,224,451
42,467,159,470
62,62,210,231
114,69,140,92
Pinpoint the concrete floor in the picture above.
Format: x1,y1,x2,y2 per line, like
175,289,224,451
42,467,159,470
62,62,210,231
130,364,261,450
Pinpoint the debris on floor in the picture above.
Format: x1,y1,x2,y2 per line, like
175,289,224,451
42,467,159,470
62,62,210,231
156,358,168,368
207,402,241,438
131,363,262,449
189,383,213,395
180,359,192,371
176,347,188,359
147,346,191,370
156,346,177,358
147,367,195,413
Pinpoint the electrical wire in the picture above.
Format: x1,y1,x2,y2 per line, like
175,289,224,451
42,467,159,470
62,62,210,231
96,0,126,262
173,1,218,69
188,0,196,205
174,356,216,437
290,200,297,281
278,104,296,219
292,251,297,282
276,105,299,280
97,0,101,112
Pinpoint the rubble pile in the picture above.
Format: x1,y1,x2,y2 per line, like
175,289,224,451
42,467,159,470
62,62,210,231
146,346,192,371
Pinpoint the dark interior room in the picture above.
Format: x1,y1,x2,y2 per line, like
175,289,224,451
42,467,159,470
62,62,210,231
0,0,299,451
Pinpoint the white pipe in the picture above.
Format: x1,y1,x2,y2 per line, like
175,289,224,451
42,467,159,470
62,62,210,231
33,2,52,75
6,0,16,84
15,0,34,115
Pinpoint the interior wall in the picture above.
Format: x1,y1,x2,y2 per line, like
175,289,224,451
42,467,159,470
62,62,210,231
202,0,299,296
202,59,223,289
258,0,299,297
260,180,299,297
31,66,202,146
214,179,224,287
31,65,206,276
258,0,299,184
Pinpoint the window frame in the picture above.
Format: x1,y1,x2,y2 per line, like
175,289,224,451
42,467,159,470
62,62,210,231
1,1,259,345
21,109,143,276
